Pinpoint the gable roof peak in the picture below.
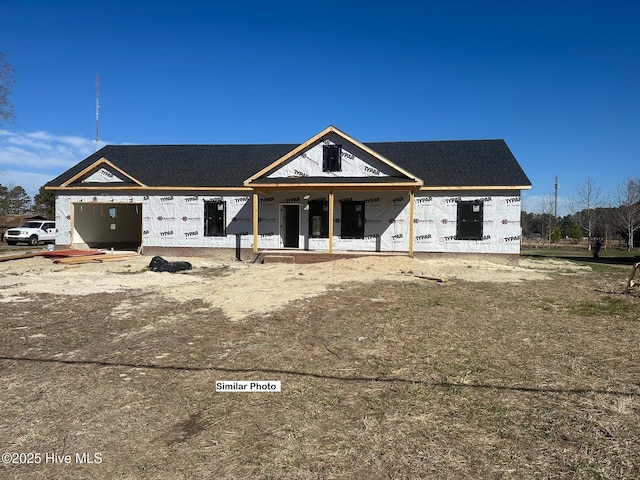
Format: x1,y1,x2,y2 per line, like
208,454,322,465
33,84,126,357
243,126,423,186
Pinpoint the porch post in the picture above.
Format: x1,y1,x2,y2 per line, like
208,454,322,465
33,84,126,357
328,191,334,254
70,201,75,248
252,192,259,253
408,190,415,256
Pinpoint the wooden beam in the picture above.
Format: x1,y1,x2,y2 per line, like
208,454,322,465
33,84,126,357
244,126,336,184
252,192,259,253
70,200,75,247
328,191,334,254
245,182,422,190
139,203,145,254
0,252,42,262
408,190,414,256
47,186,253,192
52,253,138,265
418,185,531,191
61,157,147,188
325,126,423,183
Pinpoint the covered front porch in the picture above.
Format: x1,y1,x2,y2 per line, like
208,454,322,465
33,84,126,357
253,248,413,264
247,187,420,255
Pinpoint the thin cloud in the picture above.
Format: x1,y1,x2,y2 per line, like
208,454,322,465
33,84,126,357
0,169,56,194
0,129,110,198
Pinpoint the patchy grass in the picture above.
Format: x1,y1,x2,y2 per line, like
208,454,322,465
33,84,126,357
189,264,232,278
569,295,636,317
114,265,149,275
522,247,640,259
0,261,639,479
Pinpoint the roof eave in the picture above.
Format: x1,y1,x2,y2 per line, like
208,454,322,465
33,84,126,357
246,181,423,190
46,185,253,192
418,185,531,191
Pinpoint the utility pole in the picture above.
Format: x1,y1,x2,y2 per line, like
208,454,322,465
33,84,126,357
95,74,100,149
554,176,559,219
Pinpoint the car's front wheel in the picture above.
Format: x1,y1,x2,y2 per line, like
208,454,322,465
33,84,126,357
28,235,39,246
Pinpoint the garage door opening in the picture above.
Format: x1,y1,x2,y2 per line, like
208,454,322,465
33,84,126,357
72,203,142,250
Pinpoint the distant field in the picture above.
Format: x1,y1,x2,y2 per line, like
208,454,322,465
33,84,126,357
0,254,639,479
522,247,639,264
522,247,638,255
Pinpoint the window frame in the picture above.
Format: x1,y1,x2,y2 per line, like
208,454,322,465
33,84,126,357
323,144,342,172
308,200,329,238
340,200,365,239
109,207,117,230
204,200,227,237
456,200,484,240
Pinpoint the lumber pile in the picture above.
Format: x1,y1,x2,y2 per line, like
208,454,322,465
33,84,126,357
41,249,105,258
0,252,43,262
0,249,140,265
51,252,139,265
0,249,105,263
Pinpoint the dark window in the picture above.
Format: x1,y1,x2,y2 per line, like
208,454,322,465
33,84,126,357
341,201,365,239
204,201,226,236
109,207,117,230
323,144,342,172
456,200,483,240
308,200,329,238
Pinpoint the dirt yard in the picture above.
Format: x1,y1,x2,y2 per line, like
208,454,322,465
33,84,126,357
0,252,638,479
0,253,590,320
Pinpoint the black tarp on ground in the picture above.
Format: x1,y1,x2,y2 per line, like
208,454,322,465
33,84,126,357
148,256,192,273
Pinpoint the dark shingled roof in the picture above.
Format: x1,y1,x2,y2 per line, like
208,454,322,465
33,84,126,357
368,140,530,187
46,139,530,189
46,144,297,188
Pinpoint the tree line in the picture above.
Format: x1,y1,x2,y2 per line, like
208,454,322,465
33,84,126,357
0,54,56,219
523,177,640,250
0,184,55,219
2,176,638,250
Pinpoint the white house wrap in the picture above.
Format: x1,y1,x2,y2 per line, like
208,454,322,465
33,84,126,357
47,126,531,256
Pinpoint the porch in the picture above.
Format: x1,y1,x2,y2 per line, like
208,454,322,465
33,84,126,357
253,249,412,264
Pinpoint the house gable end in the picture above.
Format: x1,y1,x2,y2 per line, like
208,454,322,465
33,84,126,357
62,157,146,188
244,126,423,187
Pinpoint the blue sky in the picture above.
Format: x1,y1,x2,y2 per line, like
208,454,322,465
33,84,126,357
0,0,638,214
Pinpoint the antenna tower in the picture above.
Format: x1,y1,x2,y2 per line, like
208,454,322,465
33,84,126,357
95,74,100,149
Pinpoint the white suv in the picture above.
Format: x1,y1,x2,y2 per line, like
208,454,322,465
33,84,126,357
4,221,56,246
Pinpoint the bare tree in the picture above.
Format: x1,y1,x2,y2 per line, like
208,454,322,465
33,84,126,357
540,193,556,247
571,177,604,250
0,51,16,127
614,177,640,250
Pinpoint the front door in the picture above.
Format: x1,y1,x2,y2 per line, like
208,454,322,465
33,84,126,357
280,204,300,248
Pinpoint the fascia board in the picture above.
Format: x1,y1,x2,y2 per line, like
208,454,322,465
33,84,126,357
244,125,424,186
418,185,531,191
61,157,147,187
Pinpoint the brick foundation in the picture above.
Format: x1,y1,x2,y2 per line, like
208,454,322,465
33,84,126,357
55,244,520,265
